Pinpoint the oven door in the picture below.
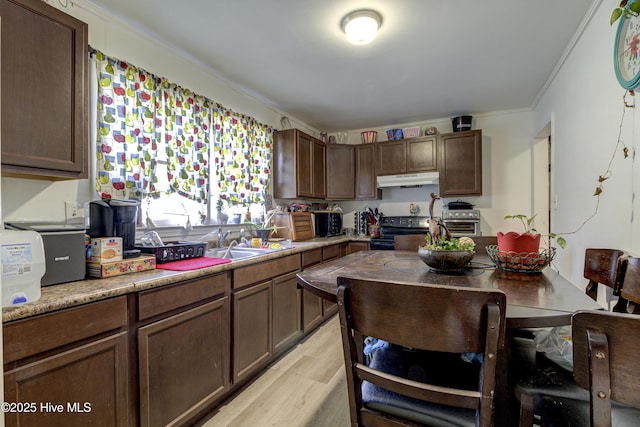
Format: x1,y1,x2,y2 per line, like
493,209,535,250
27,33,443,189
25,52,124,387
442,219,479,237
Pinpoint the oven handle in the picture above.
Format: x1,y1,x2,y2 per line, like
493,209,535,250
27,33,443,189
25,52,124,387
442,219,480,223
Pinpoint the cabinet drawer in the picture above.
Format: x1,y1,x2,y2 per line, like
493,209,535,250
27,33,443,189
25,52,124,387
302,249,322,267
322,244,341,261
138,272,230,321
3,296,127,364
234,254,300,290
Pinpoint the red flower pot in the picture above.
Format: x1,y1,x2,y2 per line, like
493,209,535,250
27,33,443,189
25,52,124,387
497,232,541,254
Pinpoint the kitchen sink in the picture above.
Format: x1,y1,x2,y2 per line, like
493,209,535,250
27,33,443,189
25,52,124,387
205,247,266,260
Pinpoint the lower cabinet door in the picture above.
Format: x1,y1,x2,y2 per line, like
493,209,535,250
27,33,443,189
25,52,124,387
302,289,324,332
4,332,129,427
272,272,302,354
138,298,230,427
233,281,272,382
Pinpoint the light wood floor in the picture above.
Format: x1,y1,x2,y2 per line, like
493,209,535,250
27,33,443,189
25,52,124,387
197,316,350,427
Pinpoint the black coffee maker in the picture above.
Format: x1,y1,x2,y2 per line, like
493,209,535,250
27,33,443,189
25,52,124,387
88,199,140,258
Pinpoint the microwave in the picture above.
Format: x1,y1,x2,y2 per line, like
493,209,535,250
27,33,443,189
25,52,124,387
313,211,343,237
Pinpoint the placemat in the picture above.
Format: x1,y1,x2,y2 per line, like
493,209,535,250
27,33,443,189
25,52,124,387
156,257,232,271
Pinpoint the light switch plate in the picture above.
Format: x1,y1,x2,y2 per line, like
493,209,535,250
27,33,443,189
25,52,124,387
65,201,82,220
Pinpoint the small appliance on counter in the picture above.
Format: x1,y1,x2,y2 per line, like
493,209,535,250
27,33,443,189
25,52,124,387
0,229,45,307
4,221,86,286
88,198,140,258
441,201,481,237
313,211,343,237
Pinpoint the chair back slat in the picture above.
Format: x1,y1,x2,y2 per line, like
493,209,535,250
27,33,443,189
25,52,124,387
586,329,612,427
620,257,640,307
393,234,427,251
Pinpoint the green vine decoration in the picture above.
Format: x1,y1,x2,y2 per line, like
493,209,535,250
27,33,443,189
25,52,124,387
611,0,640,26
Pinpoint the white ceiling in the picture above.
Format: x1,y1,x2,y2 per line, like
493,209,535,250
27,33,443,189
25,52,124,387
85,0,596,132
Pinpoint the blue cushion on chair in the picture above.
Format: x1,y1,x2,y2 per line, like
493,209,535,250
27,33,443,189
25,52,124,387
362,345,482,427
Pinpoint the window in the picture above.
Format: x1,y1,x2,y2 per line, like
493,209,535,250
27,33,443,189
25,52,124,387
91,48,273,228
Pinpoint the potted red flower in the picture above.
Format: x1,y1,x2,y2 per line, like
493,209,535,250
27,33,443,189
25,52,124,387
497,214,566,254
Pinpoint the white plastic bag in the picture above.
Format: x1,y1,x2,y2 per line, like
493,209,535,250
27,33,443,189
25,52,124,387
534,326,573,371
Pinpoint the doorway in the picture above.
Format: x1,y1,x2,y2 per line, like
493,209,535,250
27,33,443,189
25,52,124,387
533,125,551,242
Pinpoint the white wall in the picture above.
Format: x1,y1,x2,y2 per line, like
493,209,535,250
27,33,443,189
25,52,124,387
534,0,637,292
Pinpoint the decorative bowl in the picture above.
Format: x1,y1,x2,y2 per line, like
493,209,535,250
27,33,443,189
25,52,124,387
486,245,556,273
418,247,475,272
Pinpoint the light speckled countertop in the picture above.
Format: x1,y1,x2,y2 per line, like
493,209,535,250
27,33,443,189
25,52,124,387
2,236,370,323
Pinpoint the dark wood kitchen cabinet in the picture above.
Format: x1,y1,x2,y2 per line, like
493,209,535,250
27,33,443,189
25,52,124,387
376,136,437,176
0,0,88,179
232,254,301,382
3,297,130,427
355,143,380,200
376,139,405,175
326,144,355,200
272,271,303,355
347,241,370,254
301,249,324,332
232,281,272,382
438,129,482,197
137,273,230,427
321,245,341,317
274,129,326,199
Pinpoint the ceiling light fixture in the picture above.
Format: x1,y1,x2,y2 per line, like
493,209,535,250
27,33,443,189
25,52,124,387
341,9,382,45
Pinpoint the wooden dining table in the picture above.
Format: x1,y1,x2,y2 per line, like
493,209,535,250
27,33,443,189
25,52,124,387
296,250,603,426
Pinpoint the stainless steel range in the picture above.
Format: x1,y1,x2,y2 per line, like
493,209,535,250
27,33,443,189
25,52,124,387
369,216,429,250
442,208,481,237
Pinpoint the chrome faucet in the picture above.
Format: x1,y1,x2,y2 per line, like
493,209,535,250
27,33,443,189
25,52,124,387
222,239,239,258
217,227,231,248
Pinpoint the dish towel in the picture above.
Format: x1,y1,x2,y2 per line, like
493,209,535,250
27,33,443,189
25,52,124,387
156,257,232,271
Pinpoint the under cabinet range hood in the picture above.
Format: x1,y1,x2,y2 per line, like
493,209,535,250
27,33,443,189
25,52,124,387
376,171,440,188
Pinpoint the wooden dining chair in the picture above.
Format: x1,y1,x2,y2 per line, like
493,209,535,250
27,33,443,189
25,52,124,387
532,310,640,426
512,250,630,426
393,234,427,251
620,256,640,314
472,236,497,255
336,277,506,426
584,248,628,311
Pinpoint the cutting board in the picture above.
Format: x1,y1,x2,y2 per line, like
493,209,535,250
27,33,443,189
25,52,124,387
273,212,314,241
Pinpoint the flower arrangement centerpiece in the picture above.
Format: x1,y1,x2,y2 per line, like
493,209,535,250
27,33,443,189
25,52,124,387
418,193,476,272
418,235,476,272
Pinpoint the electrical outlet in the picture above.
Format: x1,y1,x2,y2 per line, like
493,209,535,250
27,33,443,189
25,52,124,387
65,201,82,219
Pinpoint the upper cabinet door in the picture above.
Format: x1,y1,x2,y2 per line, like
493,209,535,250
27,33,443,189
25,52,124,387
376,140,406,175
0,0,88,179
310,138,326,199
406,136,437,172
438,130,482,197
326,144,354,200
273,129,326,199
355,143,379,200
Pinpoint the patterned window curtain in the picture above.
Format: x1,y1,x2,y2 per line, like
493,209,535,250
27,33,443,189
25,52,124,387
158,82,211,203
94,50,159,199
213,106,272,206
